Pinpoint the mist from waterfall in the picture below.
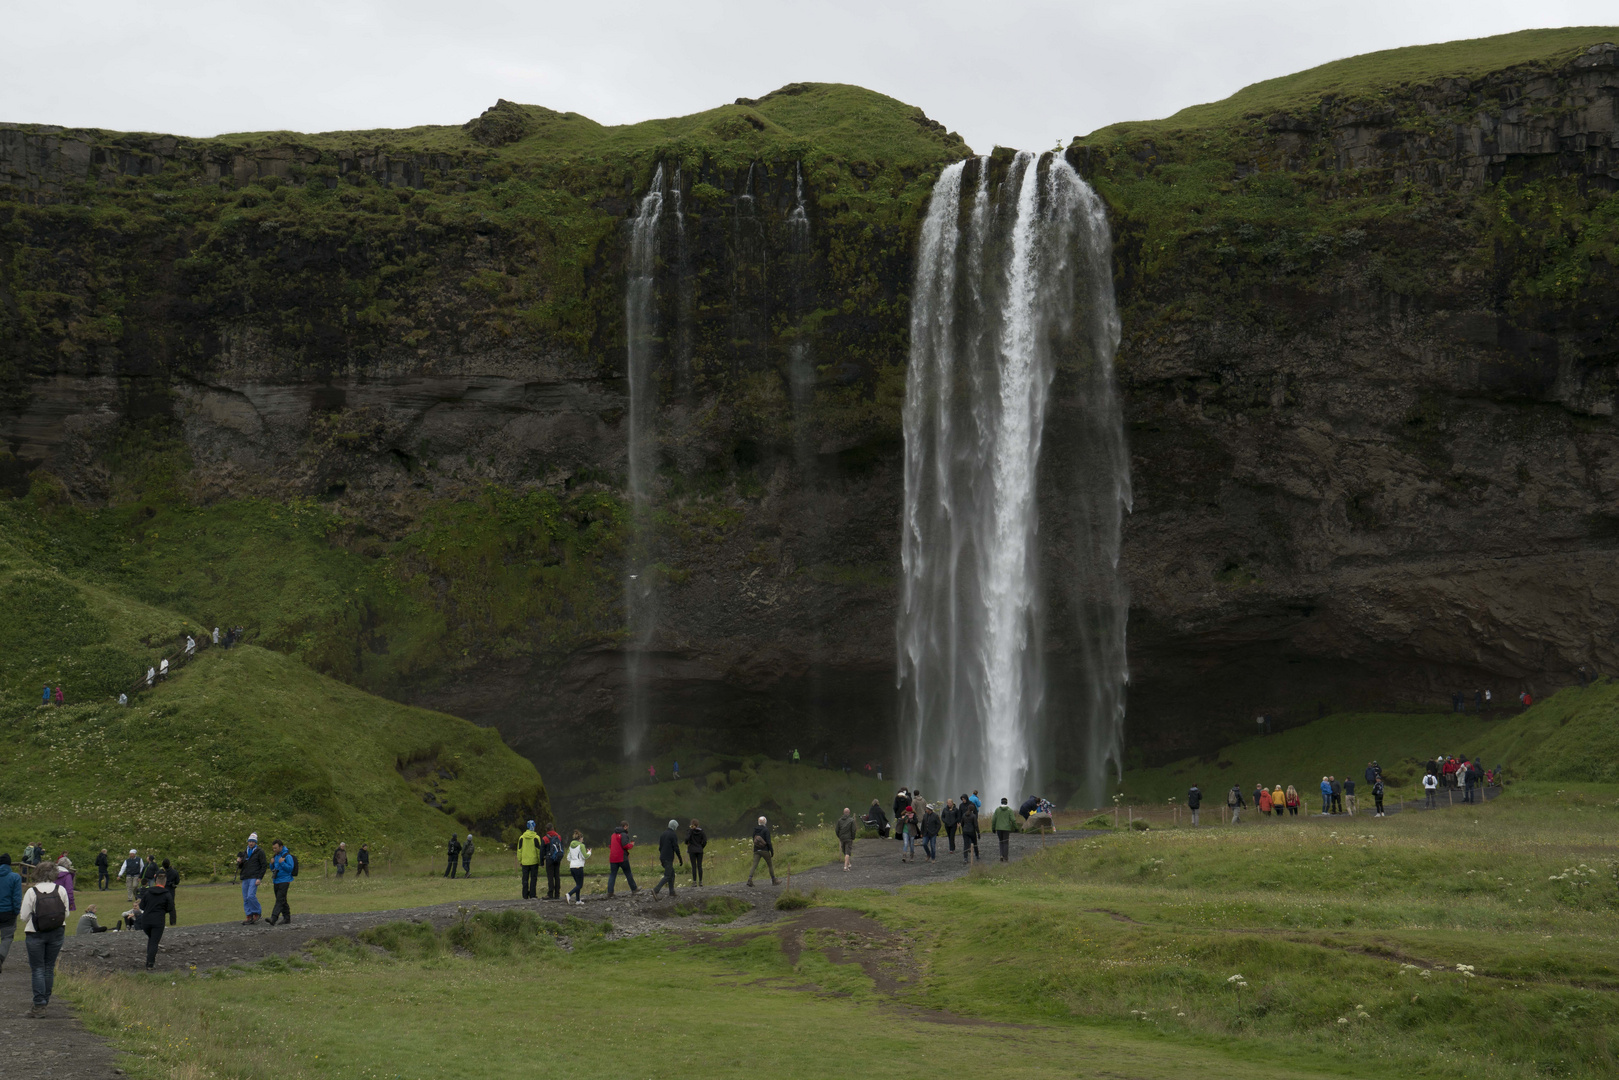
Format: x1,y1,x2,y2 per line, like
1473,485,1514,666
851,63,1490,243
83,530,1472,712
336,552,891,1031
786,161,815,473
624,163,664,758
898,151,1130,808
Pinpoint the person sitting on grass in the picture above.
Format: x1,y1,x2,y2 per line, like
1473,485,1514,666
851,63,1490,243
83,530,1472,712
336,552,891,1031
75,905,107,934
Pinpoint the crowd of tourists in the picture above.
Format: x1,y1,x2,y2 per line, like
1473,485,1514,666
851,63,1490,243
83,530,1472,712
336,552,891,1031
1189,755,1499,824
857,787,1040,864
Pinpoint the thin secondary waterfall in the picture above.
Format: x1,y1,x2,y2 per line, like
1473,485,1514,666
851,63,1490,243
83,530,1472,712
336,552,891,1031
898,151,1130,807
786,162,815,472
624,163,664,758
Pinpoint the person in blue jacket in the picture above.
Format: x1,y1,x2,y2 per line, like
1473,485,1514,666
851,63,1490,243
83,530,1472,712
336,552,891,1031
1319,776,1333,814
0,853,23,974
267,841,296,926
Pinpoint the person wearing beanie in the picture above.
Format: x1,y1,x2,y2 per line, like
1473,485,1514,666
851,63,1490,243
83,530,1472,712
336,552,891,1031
460,834,475,878
652,819,684,898
990,798,1017,862
517,821,543,900
443,833,461,878
0,853,22,974
236,834,267,924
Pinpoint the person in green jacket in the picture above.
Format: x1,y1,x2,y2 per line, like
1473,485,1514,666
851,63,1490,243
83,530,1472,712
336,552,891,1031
991,798,1017,862
517,821,543,900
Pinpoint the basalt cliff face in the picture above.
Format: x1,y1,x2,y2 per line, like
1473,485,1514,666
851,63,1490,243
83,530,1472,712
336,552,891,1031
3,40,1618,796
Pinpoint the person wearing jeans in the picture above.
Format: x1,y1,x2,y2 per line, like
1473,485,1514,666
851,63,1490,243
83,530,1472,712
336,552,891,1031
236,834,266,925
960,806,980,862
0,853,21,974
19,865,68,1017
607,823,638,898
566,832,590,904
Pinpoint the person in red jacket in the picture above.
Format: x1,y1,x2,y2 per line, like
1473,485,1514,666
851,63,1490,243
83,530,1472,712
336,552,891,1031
543,824,564,901
607,822,638,898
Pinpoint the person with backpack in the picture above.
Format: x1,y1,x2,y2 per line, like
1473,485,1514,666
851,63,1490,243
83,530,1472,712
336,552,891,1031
960,801,980,862
608,822,639,898
0,853,22,975
566,831,591,904
443,834,462,878
1285,785,1300,816
835,808,858,871
1228,785,1245,824
920,804,942,862
461,834,475,878
747,817,779,887
95,849,110,891
1423,769,1439,809
990,798,1016,861
1187,785,1202,826
686,820,708,885
1372,777,1386,817
332,842,348,878
267,840,296,925
18,860,69,1016
159,859,180,925
941,799,960,852
119,849,142,901
134,870,174,969
517,821,543,900
651,820,684,899
543,825,564,900
237,833,267,925
356,843,370,877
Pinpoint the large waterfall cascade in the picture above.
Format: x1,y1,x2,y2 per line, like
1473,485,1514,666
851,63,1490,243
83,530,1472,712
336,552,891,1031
898,151,1131,808
623,163,665,757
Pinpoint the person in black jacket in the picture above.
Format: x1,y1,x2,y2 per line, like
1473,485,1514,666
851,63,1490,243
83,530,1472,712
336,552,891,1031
864,800,890,838
160,860,179,925
919,804,941,862
443,834,461,878
236,834,267,924
651,820,684,898
892,790,910,845
1187,785,1202,826
685,820,707,885
135,871,174,968
355,843,370,877
95,850,109,891
746,817,778,887
941,800,960,852
959,802,980,862
1018,795,1041,822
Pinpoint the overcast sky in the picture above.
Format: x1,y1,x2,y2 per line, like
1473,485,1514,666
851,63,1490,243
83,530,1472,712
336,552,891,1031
3,2,1615,153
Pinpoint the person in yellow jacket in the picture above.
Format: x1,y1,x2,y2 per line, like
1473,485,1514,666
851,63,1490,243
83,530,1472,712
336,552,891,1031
1271,786,1286,818
517,821,543,900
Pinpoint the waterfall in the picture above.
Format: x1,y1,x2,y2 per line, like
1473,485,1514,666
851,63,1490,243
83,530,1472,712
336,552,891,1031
786,162,815,472
624,163,664,758
898,151,1130,808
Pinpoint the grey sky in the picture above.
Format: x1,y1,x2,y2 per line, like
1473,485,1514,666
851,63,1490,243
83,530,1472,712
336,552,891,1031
3,2,1614,153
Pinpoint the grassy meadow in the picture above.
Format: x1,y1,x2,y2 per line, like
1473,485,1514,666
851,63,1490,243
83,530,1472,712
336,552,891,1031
62,782,1619,1079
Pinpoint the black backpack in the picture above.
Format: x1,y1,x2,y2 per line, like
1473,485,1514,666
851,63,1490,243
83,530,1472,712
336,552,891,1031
31,885,66,932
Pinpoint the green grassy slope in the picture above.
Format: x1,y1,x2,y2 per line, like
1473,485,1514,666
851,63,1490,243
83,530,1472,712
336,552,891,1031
0,526,549,877
1473,680,1619,782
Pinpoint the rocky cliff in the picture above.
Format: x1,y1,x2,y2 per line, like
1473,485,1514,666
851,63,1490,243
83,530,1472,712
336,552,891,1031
3,33,1617,798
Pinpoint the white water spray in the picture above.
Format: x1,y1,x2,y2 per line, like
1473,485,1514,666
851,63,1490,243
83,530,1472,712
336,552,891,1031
624,164,664,757
898,152,1129,807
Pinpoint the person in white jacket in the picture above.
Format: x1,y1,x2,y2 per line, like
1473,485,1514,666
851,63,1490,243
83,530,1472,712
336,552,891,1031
18,865,69,1017
1423,770,1439,809
565,832,591,905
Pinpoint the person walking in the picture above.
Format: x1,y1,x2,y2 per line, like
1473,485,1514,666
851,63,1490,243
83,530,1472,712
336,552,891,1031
1187,785,1202,825
1372,777,1386,817
1463,761,1477,804
1258,785,1273,816
893,788,911,845
140,853,159,890
544,824,564,900
1285,785,1299,815
134,870,173,969
443,834,461,878
266,840,296,926
1271,785,1286,818
95,849,109,891
960,801,981,862
119,849,142,902
0,853,21,975
517,821,543,900
747,817,779,886
356,843,370,877
651,820,684,898
1423,769,1439,809
686,820,707,885
1343,776,1357,816
897,802,918,862
566,832,591,904
1319,777,1332,815
607,822,639,898
836,808,858,871
52,856,76,917
1228,785,1245,824
941,799,959,852
460,834,475,877
991,798,1016,861
332,842,348,878
18,861,70,1016
237,833,267,924
160,859,179,925
792,749,800,766
920,803,941,862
